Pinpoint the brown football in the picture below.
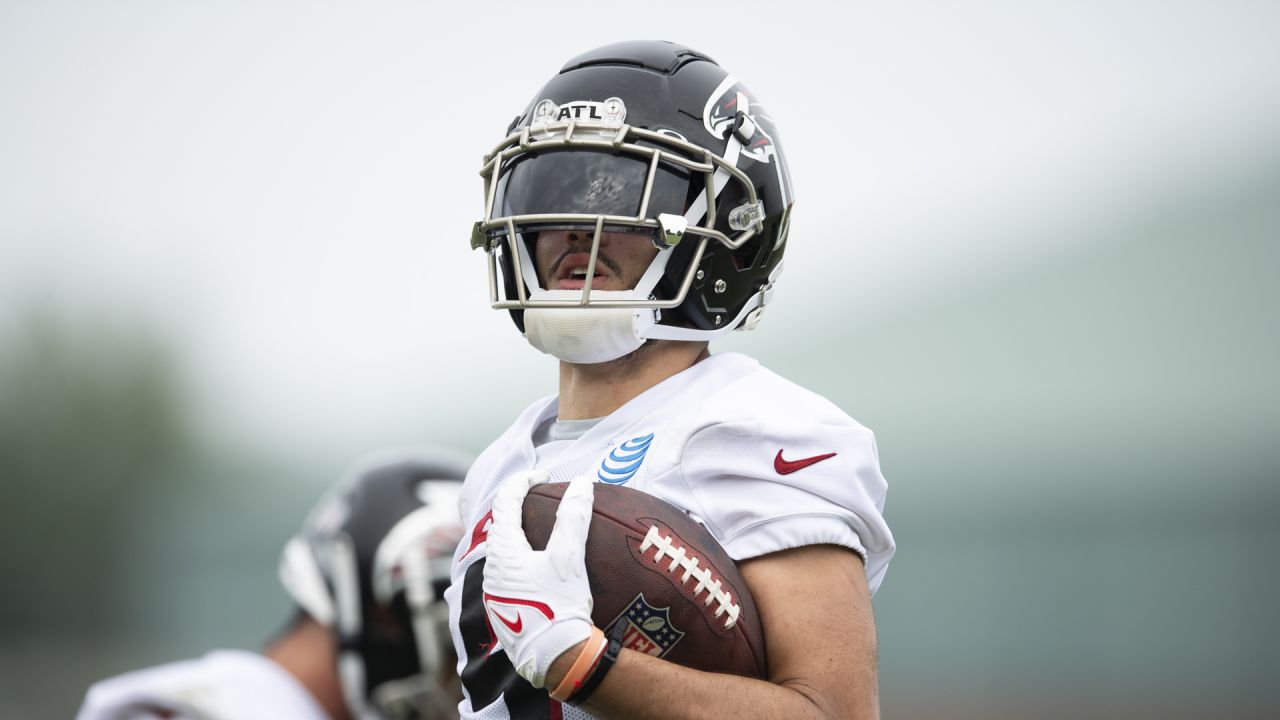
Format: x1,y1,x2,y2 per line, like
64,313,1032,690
521,482,766,679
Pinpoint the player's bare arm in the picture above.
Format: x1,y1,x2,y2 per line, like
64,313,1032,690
549,545,879,720
263,614,350,719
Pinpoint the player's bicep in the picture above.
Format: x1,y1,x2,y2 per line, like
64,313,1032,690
739,544,879,719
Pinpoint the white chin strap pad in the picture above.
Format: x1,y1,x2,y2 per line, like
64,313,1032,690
524,306,646,364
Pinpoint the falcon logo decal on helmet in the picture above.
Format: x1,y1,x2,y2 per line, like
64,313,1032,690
703,78,779,166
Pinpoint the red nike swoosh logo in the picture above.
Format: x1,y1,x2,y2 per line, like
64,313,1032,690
774,450,838,475
482,593,554,637
490,607,523,633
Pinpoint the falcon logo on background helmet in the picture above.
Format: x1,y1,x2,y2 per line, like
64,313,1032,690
279,448,472,720
469,40,794,364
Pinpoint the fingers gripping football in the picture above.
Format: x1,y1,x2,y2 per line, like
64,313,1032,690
482,471,596,688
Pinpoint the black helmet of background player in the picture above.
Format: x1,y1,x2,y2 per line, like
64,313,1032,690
279,449,471,720
470,40,794,364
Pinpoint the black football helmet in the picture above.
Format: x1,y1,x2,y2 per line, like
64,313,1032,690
470,40,794,346
279,448,471,720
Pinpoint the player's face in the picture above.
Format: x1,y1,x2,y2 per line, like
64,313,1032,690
535,229,659,292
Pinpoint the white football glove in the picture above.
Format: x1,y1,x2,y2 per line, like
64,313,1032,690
482,470,596,688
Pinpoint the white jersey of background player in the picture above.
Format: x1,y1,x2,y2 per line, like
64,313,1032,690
78,450,469,720
448,41,896,720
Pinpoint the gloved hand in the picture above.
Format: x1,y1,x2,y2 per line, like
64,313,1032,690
482,470,596,688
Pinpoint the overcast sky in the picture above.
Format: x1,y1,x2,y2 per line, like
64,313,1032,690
2,0,1278,462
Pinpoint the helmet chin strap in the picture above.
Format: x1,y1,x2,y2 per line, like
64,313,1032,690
518,235,666,365
523,291,656,364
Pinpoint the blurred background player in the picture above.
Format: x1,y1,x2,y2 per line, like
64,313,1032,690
78,449,470,720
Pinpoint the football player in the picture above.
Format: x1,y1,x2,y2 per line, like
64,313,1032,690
78,449,470,720
451,41,896,719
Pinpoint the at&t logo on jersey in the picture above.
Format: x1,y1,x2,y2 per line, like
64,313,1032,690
598,433,654,485
605,594,685,658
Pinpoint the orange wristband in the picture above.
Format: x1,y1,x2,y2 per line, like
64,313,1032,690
549,627,607,702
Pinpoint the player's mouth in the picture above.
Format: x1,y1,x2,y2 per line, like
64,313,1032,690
553,253,615,290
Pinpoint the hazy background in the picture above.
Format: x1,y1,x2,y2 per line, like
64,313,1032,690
2,1,1278,717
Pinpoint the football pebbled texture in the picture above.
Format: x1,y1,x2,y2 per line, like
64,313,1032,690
522,482,766,678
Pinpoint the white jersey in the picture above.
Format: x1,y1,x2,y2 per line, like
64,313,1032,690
444,352,895,720
77,650,328,720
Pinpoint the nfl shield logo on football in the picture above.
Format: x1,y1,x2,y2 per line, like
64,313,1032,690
605,593,685,658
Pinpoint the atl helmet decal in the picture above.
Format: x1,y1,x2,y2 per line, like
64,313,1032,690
531,96,627,129
597,433,654,485
605,593,686,658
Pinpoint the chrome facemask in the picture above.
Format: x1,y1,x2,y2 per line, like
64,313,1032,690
469,97,767,341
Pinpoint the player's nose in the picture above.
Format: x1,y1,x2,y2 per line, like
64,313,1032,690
542,229,596,251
